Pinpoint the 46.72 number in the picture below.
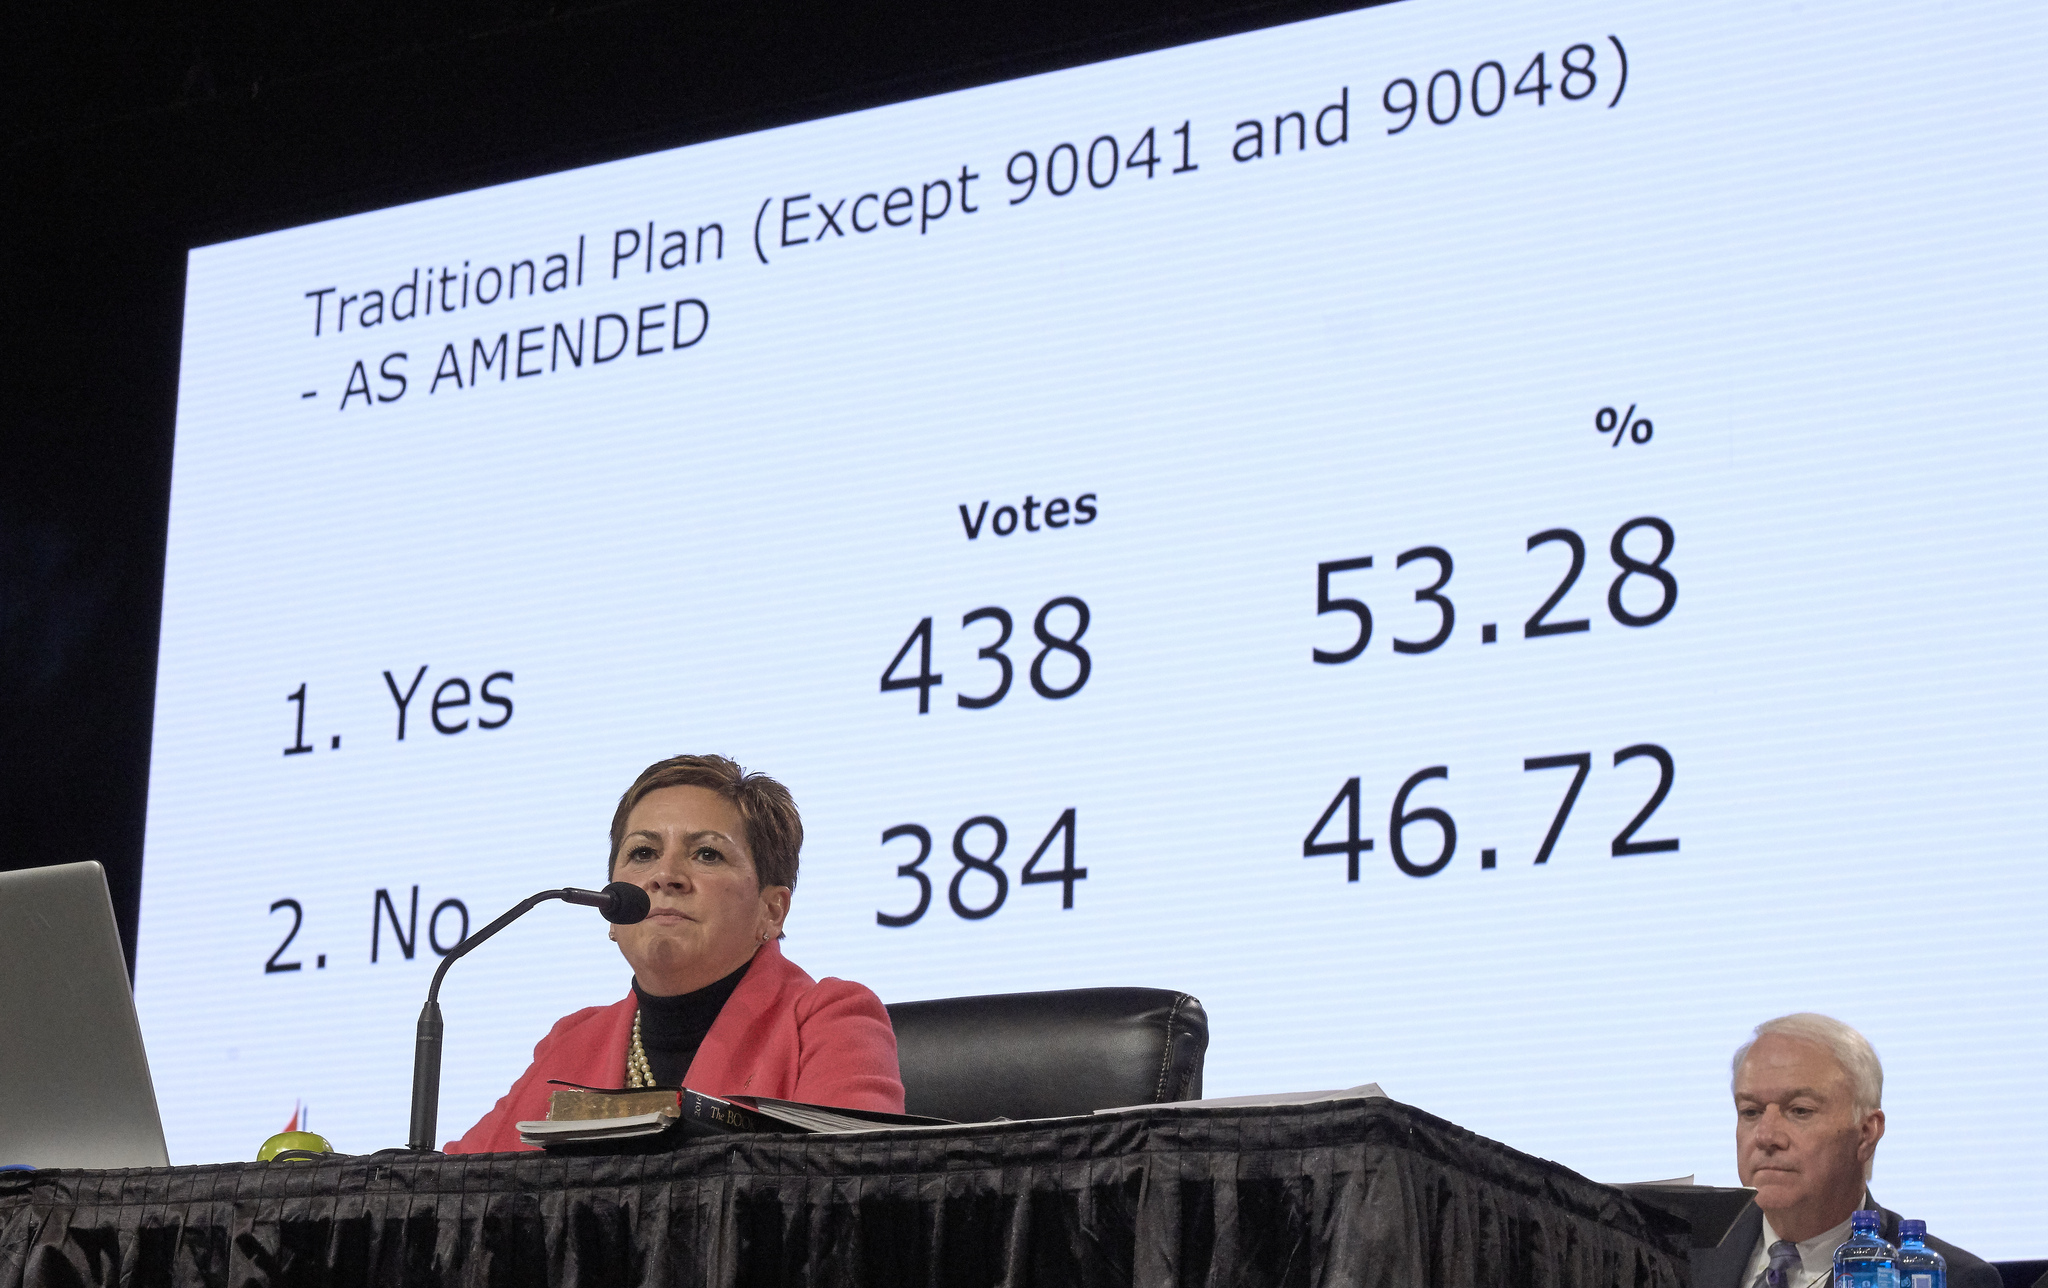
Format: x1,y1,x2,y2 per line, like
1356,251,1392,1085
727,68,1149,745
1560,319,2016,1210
1305,744,1677,880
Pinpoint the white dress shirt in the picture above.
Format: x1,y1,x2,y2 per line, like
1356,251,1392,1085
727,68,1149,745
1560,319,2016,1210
1738,1210,1857,1288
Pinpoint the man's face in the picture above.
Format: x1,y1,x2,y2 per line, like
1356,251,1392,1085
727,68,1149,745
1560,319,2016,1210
1733,1034,1885,1241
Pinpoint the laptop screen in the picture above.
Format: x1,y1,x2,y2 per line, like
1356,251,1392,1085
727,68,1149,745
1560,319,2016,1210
0,862,169,1169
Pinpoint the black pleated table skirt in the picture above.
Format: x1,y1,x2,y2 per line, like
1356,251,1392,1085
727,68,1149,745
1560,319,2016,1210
0,1098,1689,1287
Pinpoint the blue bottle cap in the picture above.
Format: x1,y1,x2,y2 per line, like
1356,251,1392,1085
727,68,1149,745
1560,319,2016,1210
1851,1209,1882,1231
1900,1219,1926,1239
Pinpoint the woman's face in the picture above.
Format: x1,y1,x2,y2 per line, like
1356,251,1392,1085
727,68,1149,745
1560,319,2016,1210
609,785,790,996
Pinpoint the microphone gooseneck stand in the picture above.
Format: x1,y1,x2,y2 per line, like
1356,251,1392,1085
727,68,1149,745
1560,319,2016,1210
405,882,650,1153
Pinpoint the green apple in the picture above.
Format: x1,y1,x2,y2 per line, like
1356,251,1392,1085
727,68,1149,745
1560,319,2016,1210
258,1130,332,1161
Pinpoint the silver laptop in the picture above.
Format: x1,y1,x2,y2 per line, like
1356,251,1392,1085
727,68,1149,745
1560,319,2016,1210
0,861,170,1168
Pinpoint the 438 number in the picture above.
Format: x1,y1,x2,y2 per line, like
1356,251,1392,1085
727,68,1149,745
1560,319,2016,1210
882,597,1092,712
877,809,1084,925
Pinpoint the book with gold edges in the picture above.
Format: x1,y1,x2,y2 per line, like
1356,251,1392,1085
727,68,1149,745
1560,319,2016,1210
544,1085,679,1122
516,1082,952,1151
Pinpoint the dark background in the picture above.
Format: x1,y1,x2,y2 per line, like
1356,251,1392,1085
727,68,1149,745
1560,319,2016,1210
1,0,1378,973
12,13,2048,1278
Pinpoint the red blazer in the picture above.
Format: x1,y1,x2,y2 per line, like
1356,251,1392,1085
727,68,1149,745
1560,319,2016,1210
446,941,903,1153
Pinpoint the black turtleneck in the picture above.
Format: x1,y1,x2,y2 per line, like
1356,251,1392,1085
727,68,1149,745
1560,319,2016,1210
632,957,751,1086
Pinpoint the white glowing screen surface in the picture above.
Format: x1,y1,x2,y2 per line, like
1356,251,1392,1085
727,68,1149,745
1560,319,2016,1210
139,0,2047,1256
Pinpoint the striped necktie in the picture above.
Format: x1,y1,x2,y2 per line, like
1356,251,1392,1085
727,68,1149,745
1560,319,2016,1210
1755,1239,1803,1288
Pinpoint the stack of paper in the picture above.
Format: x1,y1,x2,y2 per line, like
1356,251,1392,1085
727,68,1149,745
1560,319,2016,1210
1093,1083,1389,1115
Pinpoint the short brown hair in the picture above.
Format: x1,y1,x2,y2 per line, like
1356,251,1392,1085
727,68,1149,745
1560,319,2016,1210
607,755,802,891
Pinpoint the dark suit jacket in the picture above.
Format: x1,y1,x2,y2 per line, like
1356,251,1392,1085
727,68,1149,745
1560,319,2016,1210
1691,1196,2000,1288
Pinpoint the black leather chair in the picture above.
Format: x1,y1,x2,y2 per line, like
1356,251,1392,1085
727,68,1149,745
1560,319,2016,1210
884,987,1208,1123
1998,1261,2048,1288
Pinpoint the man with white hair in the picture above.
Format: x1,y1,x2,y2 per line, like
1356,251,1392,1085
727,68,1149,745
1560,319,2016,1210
1692,1013,1998,1287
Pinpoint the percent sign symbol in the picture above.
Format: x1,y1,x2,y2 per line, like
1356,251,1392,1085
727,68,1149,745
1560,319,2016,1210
1596,404,1653,447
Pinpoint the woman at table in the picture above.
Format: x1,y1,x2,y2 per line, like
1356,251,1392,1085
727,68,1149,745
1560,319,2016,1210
447,754,904,1153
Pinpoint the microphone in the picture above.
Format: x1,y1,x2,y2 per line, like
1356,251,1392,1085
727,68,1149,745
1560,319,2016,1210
561,882,651,925
405,881,650,1152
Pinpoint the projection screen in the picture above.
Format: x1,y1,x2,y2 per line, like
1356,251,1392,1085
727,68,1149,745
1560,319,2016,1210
135,0,2046,1255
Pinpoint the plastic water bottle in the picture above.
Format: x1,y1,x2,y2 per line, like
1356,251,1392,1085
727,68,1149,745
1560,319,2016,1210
1834,1210,1900,1288
1898,1219,1946,1288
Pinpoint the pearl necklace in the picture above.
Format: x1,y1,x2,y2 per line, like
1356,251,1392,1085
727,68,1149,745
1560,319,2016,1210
627,1008,656,1088
626,938,772,1088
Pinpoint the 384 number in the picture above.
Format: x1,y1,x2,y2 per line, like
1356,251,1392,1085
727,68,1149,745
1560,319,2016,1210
877,809,1084,925
882,597,1092,712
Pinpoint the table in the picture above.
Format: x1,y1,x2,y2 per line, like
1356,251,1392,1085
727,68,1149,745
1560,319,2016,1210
0,1099,1689,1287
